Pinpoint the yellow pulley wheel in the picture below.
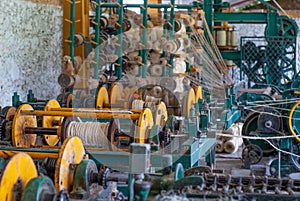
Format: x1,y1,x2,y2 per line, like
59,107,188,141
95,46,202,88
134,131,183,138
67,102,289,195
54,136,85,193
154,102,168,127
0,153,38,201
43,99,63,146
12,104,37,147
182,88,196,118
194,86,203,103
96,86,110,108
2,106,16,121
109,83,123,105
136,108,154,144
289,101,300,142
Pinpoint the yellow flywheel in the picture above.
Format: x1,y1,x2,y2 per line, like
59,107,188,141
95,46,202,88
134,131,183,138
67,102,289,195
12,104,37,147
54,136,85,193
43,99,63,146
136,108,154,144
0,153,38,201
96,86,110,108
181,88,196,118
109,83,123,106
289,101,300,142
154,102,168,127
194,86,203,103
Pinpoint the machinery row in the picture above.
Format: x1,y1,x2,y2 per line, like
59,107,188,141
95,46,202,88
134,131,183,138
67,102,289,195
2,0,300,200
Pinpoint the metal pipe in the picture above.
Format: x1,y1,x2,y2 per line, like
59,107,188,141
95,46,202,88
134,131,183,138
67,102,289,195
94,0,101,79
25,127,58,135
20,110,141,120
0,148,59,160
116,0,123,80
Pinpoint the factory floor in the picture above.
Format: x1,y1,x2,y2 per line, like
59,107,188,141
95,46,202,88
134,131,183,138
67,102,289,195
215,147,243,175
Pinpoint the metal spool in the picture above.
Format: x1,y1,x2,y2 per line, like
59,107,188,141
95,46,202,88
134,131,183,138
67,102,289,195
0,153,38,201
43,100,64,146
54,136,85,193
60,118,120,151
12,104,37,147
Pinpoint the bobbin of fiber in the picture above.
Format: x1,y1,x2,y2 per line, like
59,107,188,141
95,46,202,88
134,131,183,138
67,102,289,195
152,41,161,52
152,86,163,98
150,65,163,77
182,38,191,49
74,33,84,47
100,15,109,29
128,64,139,76
133,14,142,25
109,14,119,25
164,40,177,53
216,30,226,46
146,41,153,50
160,58,168,66
123,18,132,32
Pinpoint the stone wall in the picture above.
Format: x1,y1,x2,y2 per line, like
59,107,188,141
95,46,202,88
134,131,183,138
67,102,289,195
0,0,63,106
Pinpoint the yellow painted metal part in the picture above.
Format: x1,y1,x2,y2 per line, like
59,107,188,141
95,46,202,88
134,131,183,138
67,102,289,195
289,101,300,142
12,104,37,147
183,88,196,117
0,150,58,160
5,107,16,121
136,108,154,143
96,86,110,108
43,100,63,146
21,109,141,120
54,136,85,193
194,86,203,102
109,84,123,105
154,102,168,127
66,93,73,108
0,153,38,201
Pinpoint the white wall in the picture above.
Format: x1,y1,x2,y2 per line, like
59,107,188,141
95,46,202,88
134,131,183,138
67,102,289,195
0,0,63,106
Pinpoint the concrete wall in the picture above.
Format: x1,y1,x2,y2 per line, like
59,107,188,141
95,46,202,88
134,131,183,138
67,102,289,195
0,0,63,106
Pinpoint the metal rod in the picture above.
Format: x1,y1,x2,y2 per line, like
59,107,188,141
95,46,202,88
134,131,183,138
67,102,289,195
94,0,101,79
116,0,123,80
25,127,58,135
20,110,141,120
